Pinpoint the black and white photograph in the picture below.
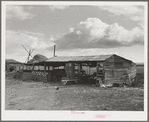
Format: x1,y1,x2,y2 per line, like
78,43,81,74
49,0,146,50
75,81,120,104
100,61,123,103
1,1,148,121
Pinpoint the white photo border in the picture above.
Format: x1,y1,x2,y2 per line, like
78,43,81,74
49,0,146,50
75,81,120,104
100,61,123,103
1,1,148,121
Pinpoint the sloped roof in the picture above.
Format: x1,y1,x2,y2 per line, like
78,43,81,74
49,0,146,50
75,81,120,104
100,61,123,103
34,54,48,62
45,54,113,62
6,59,22,64
27,54,48,64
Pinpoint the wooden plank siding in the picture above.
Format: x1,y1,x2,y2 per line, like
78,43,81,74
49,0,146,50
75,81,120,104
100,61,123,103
22,71,51,82
103,55,136,86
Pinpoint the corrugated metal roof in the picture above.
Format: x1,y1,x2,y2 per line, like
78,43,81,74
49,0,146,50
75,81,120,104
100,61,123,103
45,56,74,62
45,54,113,62
71,55,113,61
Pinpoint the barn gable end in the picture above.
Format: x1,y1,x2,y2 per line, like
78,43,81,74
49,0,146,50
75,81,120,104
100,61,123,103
103,54,136,86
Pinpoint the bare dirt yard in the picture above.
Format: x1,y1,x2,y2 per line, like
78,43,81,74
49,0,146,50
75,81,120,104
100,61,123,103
5,77,144,111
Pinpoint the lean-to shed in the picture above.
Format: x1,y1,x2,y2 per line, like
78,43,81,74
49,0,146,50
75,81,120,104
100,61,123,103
43,54,136,86
22,54,136,86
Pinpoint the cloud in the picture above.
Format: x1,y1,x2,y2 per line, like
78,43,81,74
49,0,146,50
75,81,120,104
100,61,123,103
6,5,35,20
22,31,44,36
49,5,69,10
55,18,144,49
6,30,55,55
69,28,74,32
97,5,144,28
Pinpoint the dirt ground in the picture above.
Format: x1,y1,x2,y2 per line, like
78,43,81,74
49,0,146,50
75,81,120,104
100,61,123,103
5,77,144,111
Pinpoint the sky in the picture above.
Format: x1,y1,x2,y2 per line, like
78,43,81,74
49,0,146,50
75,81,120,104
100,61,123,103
5,3,146,63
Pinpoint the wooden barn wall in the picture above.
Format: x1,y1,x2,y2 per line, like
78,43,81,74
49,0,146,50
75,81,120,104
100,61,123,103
22,72,33,81
6,63,23,72
103,55,136,86
22,71,50,82
32,71,49,82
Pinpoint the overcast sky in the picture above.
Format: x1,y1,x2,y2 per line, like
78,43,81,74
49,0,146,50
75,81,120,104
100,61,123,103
5,3,146,63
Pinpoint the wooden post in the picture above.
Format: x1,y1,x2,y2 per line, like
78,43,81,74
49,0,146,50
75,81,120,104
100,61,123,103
96,62,99,76
48,65,50,71
71,62,75,78
78,63,82,83
32,64,34,71
89,66,90,75
47,65,50,82
80,63,82,71
65,63,69,78
44,63,46,73
44,63,46,79
18,64,20,71
42,63,47,82
32,64,34,81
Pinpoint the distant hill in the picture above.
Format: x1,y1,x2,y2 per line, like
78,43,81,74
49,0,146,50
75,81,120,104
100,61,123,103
6,59,22,64
136,63,144,66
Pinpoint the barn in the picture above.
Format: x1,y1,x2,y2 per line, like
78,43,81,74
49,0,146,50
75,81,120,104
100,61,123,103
22,54,136,86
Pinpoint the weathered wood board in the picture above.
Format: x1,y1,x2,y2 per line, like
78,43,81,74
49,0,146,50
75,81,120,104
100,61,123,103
103,54,136,86
31,71,48,82
22,72,33,81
